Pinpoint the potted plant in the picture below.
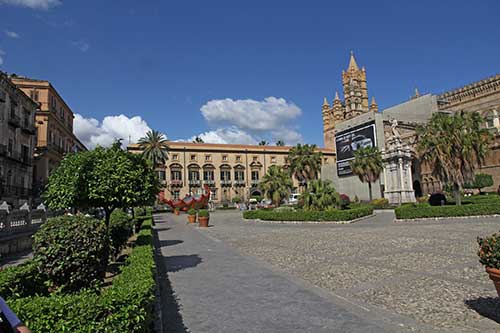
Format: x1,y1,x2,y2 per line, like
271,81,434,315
198,209,209,227
478,232,500,296
187,208,197,223
174,208,180,216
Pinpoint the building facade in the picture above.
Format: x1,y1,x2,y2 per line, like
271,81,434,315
10,76,87,197
128,141,335,203
0,72,38,206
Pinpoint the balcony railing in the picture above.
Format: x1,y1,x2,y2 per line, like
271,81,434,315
188,179,201,186
0,184,32,198
203,179,215,186
234,180,246,186
37,141,65,154
170,179,183,187
251,179,260,186
8,114,21,128
220,179,232,186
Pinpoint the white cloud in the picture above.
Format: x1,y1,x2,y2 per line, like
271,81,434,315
201,97,301,132
70,40,90,52
4,30,20,38
0,49,5,65
270,128,303,145
74,114,152,149
188,127,257,145
0,0,61,10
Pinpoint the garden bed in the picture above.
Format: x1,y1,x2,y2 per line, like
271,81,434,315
395,203,500,220
243,206,373,222
1,218,156,332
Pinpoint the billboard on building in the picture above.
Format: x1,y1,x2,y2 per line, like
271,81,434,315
335,121,377,176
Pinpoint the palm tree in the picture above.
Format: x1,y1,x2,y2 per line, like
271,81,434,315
193,136,204,143
259,140,269,146
417,111,491,205
301,179,339,211
259,165,293,206
276,140,285,146
138,130,169,167
350,147,383,201
288,144,322,186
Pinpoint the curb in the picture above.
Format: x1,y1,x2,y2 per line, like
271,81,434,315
243,213,375,225
394,214,500,223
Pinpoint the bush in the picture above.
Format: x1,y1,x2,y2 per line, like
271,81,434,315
395,203,500,219
109,210,134,257
370,198,389,209
198,209,209,217
339,194,350,209
231,197,241,204
0,261,47,299
187,208,196,216
33,215,108,292
7,219,156,332
478,232,500,269
243,207,373,222
274,206,295,212
429,192,446,206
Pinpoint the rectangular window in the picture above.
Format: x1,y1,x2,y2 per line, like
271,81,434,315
235,170,244,181
172,154,179,160
157,170,166,181
220,170,231,181
270,156,276,163
222,155,228,161
190,154,196,161
171,170,182,180
251,170,259,181
203,170,214,181
205,155,211,161
189,170,199,181
252,156,258,162
236,155,241,162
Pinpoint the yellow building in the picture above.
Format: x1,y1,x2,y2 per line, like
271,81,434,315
10,75,87,196
128,141,335,203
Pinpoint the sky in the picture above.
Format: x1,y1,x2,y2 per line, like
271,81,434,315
0,0,499,149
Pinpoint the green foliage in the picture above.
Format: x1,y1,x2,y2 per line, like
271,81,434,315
395,203,500,219
33,215,108,292
198,209,209,217
7,219,156,333
187,208,196,216
370,198,389,209
43,146,159,225
350,147,383,201
275,140,285,146
251,195,263,202
478,232,500,269
0,261,47,299
274,206,295,212
473,173,494,191
138,129,169,166
288,143,322,183
301,180,339,211
109,210,134,256
231,196,241,204
417,111,492,205
243,207,373,221
260,165,293,206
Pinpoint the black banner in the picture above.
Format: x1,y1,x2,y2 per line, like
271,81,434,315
335,121,376,176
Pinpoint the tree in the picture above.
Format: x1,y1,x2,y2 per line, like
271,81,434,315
417,111,491,205
288,144,322,185
259,140,269,146
193,136,204,143
350,147,383,201
472,173,494,194
138,129,169,166
301,179,339,211
259,165,293,206
276,140,285,146
43,145,159,262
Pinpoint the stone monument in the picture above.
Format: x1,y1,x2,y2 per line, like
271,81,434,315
382,120,416,204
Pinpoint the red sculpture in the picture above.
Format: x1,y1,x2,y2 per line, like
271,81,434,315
159,185,211,211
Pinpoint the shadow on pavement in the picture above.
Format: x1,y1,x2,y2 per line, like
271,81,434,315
465,297,500,323
158,239,184,248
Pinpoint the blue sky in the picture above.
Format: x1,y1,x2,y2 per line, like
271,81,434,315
1,0,499,148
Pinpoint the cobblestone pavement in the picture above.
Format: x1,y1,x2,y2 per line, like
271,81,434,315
203,210,500,332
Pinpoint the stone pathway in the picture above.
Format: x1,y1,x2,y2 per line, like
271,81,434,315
153,212,407,333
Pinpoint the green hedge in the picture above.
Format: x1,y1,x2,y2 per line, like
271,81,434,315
0,261,47,299
5,218,156,333
395,203,500,219
243,207,373,221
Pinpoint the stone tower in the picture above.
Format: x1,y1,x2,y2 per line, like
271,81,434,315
322,52,376,149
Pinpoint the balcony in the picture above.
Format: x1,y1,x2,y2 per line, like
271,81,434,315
170,179,183,187
8,114,21,128
234,180,246,186
203,179,215,186
220,179,232,187
251,179,260,186
188,179,201,186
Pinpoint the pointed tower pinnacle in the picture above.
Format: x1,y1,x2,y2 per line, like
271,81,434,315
348,51,359,71
370,96,377,106
414,88,420,98
334,91,340,101
323,97,329,106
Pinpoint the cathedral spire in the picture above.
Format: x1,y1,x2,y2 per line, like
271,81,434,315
347,51,359,71
322,97,330,108
334,91,340,101
369,96,378,113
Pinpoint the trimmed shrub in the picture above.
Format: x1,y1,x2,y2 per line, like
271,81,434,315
33,215,108,292
478,232,500,269
395,203,500,219
109,210,134,257
232,197,241,204
339,194,350,209
429,192,446,206
7,219,156,332
0,261,46,299
198,209,209,217
243,207,373,222
187,208,196,216
370,198,389,209
274,206,295,212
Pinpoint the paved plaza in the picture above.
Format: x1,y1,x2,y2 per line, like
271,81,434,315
154,211,500,332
